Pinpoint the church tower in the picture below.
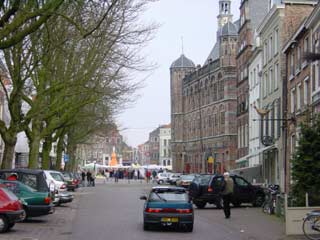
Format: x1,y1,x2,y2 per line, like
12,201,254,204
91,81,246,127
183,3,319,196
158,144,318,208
170,54,195,172
217,0,233,28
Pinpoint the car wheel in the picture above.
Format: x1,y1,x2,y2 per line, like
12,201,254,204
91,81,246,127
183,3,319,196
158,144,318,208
194,200,206,209
232,201,241,207
143,222,149,231
158,180,163,184
0,215,9,233
20,208,27,221
216,197,224,209
184,223,193,232
8,222,15,230
253,193,265,207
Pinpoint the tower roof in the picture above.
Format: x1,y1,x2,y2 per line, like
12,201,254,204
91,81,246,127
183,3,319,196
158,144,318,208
220,21,239,36
170,54,195,69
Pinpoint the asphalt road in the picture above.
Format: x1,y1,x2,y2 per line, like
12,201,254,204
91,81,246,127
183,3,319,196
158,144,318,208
1,180,305,240
71,180,304,240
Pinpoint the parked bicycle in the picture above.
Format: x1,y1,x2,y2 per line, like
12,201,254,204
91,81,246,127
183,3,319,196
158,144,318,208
262,184,280,215
303,210,320,240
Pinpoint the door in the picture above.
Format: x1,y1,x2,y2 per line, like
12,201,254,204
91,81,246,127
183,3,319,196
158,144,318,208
233,176,253,203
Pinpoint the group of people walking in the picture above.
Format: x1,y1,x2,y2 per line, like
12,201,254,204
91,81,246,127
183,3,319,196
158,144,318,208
81,171,96,187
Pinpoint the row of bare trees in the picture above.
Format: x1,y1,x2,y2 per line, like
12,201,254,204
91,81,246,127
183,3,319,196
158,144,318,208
0,0,156,170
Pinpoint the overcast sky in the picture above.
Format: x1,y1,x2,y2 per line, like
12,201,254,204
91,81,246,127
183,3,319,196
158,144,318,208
118,0,241,147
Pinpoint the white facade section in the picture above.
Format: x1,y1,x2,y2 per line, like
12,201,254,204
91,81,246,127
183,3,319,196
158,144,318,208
159,126,171,169
248,48,263,167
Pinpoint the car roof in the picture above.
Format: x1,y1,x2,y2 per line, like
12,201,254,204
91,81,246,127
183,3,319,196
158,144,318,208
151,186,186,191
0,168,44,174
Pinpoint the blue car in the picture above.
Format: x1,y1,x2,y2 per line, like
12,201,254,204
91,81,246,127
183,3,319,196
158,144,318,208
140,186,194,232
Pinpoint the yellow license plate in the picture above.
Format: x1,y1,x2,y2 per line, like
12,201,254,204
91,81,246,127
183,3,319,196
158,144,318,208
161,217,179,223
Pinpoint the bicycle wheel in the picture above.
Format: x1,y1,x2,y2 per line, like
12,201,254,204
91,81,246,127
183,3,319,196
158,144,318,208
303,215,320,240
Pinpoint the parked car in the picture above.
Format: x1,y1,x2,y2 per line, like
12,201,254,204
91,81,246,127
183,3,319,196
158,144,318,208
140,186,194,232
0,180,54,220
189,174,265,209
176,174,197,189
167,173,182,185
155,172,171,184
43,170,73,206
0,187,24,233
61,172,77,191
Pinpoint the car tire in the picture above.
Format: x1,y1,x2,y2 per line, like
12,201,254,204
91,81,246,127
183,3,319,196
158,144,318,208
143,222,149,231
216,197,224,209
8,222,15,230
0,215,9,233
253,193,265,207
184,223,193,232
158,180,163,184
232,201,241,207
194,200,206,209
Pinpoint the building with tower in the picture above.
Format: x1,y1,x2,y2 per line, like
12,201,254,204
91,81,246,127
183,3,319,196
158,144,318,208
170,0,239,174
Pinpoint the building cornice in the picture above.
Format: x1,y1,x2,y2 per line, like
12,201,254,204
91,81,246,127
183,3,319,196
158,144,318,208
257,4,284,34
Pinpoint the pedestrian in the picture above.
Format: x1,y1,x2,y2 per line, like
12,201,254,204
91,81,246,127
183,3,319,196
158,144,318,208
114,169,119,183
221,172,234,219
105,170,110,182
81,171,86,186
87,171,92,187
134,170,138,180
91,170,96,187
152,170,157,183
146,170,151,183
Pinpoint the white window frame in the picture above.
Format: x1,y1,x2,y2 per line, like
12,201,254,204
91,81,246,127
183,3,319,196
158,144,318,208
269,68,273,94
304,76,309,105
297,83,301,111
291,88,296,113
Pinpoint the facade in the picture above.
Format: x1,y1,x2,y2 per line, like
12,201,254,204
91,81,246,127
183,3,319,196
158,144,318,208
171,0,238,174
149,127,160,165
76,129,127,166
137,142,150,165
159,124,172,168
283,2,320,191
236,0,269,166
257,0,316,189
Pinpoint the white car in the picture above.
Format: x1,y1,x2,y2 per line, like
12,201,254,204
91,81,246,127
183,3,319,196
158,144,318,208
44,170,73,205
156,172,172,184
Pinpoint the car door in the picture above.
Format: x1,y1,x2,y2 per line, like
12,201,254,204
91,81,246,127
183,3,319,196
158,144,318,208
232,176,253,203
210,176,224,195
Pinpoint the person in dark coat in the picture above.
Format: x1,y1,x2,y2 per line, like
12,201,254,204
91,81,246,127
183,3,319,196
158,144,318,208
221,172,234,219
86,171,92,186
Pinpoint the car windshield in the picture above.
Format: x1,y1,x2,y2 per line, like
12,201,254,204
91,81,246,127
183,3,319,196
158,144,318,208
63,173,71,179
50,172,64,182
199,175,212,184
181,175,195,181
149,189,188,202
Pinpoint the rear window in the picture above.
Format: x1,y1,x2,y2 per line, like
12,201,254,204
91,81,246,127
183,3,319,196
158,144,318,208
0,187,18,200
50,173,64,182
180,175,194,181
149,189,188,202
199,175,212,185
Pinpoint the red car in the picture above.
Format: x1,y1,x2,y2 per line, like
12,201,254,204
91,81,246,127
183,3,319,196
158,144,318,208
0,187,24,233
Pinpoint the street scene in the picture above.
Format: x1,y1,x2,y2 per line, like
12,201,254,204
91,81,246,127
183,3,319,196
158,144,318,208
1,0,320,240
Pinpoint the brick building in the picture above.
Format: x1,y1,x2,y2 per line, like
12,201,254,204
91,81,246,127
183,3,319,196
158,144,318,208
257,0,316,189
170,0,238,174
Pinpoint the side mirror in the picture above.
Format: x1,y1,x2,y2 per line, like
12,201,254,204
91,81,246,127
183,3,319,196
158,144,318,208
140,195,147,200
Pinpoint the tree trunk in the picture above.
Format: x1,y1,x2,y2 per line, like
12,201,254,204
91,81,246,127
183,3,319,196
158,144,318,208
66,145,76,171
55,137,64,171
42,137,53,170
1,139,17,169
28,130,41,169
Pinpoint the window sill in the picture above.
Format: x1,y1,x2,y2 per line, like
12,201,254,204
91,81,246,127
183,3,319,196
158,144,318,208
295,68,301,76
302,61,308,69
289,75,295,81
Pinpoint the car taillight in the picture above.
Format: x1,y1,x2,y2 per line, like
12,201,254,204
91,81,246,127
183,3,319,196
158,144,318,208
145,208,192,213
60,184,66,189
177,209,193,214
208,187,213,192
44,197,51,204
145,208,161,213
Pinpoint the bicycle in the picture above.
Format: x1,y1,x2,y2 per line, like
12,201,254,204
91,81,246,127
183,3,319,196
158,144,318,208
262,184,280,215
303,210,320,240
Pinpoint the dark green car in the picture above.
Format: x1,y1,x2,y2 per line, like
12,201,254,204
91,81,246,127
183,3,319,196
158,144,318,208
0,180,54,219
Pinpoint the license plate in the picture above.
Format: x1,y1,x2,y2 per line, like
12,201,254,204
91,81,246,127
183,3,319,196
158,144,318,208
161,217,179,223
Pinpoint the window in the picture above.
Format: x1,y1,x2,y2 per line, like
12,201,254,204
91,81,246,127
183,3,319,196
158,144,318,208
269,68,273,94
274,29,279,55
291,134,296,155
297,46,301,70
271,107,275,138
164,139,167,146
234,177,249,187
297,84,301,111
264,41,268,65
304,37,309,54
276,100,281,138
291,88,296,113
304,77,309,105
264,73,268,97
290,52,295,77
269,36,273,61
275,63,279,90
254,68,257,85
